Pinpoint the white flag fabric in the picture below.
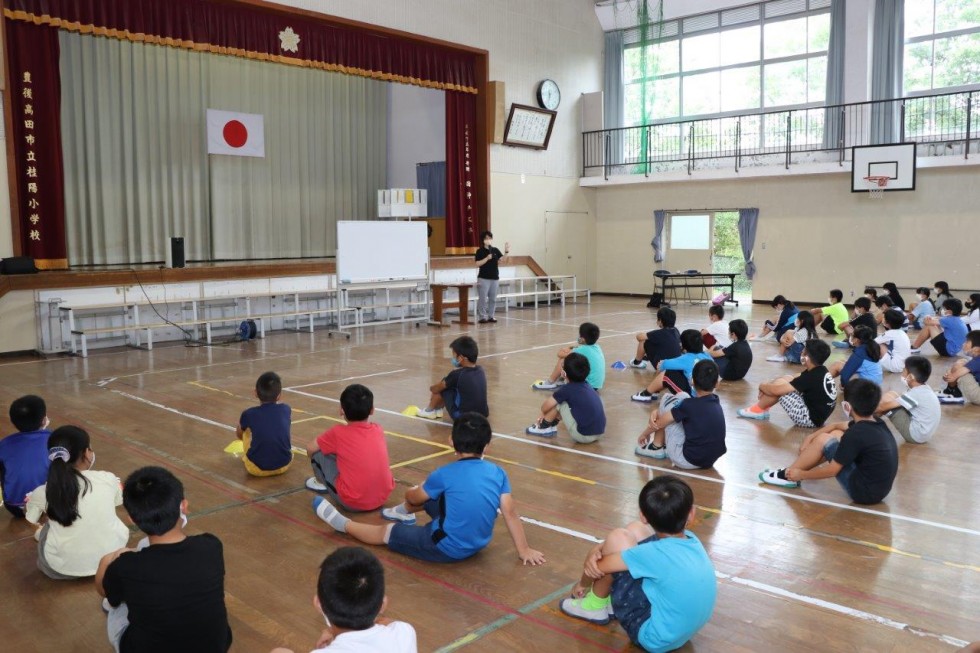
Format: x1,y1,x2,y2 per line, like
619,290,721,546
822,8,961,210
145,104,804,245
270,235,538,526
207,109,265,157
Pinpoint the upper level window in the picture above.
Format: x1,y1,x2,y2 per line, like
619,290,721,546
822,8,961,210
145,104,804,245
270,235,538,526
904,0,980,94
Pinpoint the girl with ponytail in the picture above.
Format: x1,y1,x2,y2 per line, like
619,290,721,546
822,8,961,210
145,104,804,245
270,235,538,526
24,426,129,579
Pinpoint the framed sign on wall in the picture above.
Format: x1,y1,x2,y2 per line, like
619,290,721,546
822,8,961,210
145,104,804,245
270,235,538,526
502,103,557,150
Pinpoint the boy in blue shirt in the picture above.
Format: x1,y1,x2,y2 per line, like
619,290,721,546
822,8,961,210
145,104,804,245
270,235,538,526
527,353,606,443
236,372,292,476
418,336,489,420
632,330,712,403
559,475,716,652
635,360,726,469
912,298,968,357
0,395,51,518
906,287,936,330
313,413,545,565
532,322,605,391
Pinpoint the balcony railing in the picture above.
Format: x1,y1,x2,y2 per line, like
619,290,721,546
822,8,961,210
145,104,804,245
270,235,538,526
583,90,979,178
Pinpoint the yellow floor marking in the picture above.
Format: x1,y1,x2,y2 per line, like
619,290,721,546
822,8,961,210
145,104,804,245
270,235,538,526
291,415,328,425
391,449,455,469
188,380,236,396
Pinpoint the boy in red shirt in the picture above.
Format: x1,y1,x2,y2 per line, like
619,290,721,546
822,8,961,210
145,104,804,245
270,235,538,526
305,384,395,512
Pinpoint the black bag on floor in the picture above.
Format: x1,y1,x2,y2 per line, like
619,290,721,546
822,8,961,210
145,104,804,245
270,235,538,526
647,292,663,308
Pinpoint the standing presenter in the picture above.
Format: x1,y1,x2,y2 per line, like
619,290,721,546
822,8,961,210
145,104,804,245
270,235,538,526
475,231,509,324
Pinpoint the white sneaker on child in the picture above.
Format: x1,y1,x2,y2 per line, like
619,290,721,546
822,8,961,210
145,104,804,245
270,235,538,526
532,380,559,390
559,597,612,625
305,477,328,492
416,407,444,420
381,505,417,525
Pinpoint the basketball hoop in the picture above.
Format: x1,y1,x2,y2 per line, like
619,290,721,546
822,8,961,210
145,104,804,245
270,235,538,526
863,175,890,199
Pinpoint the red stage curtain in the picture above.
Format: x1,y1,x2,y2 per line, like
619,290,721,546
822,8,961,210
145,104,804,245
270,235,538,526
444,91,480,255
3,0,478,93
4,19,65,268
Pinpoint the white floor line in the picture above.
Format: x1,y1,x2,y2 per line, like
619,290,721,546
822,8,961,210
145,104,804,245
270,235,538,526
111,390,235,432
287,368,409,389
282,387,980,538
522,512,969,648
500,315,632,335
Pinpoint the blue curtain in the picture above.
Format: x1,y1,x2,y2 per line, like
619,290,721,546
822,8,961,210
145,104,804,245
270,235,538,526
737,208,759,280
870,0,905,144
652,210,667,262
416,161,446,217
823,0,846,150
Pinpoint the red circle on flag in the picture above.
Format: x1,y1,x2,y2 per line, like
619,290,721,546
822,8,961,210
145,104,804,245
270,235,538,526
223,120,248,148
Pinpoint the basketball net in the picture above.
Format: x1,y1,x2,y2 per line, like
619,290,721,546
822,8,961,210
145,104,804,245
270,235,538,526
863,176,889,200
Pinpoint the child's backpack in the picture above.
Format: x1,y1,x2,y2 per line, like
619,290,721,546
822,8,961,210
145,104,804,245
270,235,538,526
647,292,664,308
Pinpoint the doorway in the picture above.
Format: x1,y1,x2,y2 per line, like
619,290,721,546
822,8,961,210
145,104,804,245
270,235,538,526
663,211,752,303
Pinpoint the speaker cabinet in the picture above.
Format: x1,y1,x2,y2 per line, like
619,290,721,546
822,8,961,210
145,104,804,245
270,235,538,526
171,237,185,268
0,256,38,274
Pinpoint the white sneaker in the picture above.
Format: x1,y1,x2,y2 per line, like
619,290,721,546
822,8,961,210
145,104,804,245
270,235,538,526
532,380,559,390
937,394,966,405
416,407,444,420
635,442,667,459
631,391,657,403
381,505,417,525
628,360,648,369
758,469,800,488
910,348,921,354
526,422,558,437
766,354,787,362
559,596,612,625
305,477,328,492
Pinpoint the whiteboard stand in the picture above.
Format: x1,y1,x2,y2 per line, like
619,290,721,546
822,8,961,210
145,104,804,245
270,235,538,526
327,277,430,338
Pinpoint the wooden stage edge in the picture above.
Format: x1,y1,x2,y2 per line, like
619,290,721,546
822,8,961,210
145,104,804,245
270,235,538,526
0,255,544,300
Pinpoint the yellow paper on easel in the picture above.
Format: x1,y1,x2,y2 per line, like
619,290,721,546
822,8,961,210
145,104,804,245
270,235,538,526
224,440,244,455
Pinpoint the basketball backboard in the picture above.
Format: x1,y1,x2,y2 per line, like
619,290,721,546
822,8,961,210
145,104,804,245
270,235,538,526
851,143,917,192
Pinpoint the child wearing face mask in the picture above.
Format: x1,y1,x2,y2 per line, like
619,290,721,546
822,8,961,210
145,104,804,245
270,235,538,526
759,378,899,505
875,356,941,444
932,281,953,309
962,294,980,331
912,298,968,357
905,287,936,330
23,426,129,579
533,322,605,391
417,336,489,420
97,466,232,653
270,547,417,653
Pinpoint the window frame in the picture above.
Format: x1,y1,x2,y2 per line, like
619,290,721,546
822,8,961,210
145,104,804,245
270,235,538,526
903,0,980,97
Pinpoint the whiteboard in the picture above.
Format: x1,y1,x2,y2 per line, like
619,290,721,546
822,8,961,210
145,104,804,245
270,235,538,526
336,221,429,283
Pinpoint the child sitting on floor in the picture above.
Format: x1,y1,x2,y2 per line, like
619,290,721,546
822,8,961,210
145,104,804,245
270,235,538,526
629,307,681,370
962,294,980,331
313,413,545,565
269,547,417,653
759,378,899,505
811,289,849,336
768,311,817,364
417,336,489,420
876,310,912,374
25,426,129,580
635,360,726,470
912,298,967,358
0,395,51,519
905,287,936,330
533,322,605,391
751,295,798,341
876,356,941,444
527,353,606,443
829,326,883,386
700,305,731,349
932,281,953,310
305,384,395,512
558,475,716,652
97,466,233,652
707,319,753,381
874,296,909,332
937,330,980,405
631,330,712,403
882,282,906,310
835,297,878,348
236,372,293,477
738,340,837,428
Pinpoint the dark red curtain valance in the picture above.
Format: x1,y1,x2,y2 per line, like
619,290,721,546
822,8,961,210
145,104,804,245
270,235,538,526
3,0,478,93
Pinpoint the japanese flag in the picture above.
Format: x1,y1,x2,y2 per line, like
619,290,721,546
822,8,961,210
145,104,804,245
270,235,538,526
207,109,265,157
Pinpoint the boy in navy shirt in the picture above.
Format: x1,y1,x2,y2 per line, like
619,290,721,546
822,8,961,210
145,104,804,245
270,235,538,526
559,475,716,652
527,353,606,443
418,336,489,420
629,307,682,370
313,413,545,565
236,372,292,476
938,330,980,405
635,360,726,469
631,330,712,403
0,395,51,518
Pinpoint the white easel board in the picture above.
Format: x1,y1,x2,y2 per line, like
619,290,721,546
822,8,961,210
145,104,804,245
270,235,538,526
336,221,429,283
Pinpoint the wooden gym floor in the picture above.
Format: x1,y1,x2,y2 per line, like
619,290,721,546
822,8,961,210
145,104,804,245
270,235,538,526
1,297,977,652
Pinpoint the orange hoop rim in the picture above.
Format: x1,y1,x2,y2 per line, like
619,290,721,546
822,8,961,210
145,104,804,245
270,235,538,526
863,175,891,188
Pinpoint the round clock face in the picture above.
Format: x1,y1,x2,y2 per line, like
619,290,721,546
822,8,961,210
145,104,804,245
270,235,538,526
537,79,560,110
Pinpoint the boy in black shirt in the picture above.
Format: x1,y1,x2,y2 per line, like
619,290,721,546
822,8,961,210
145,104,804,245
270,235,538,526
737,340,837,427
759,378,899,505
96,467,232,653
707,319,753,381
629,307,682,370
834,296,877,348
417,336,489,420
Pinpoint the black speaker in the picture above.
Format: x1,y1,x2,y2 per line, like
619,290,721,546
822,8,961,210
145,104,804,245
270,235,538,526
171,237,185,269
0,256,38,275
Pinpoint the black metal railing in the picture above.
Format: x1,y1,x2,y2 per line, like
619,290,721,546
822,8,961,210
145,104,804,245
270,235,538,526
583,90,978,178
